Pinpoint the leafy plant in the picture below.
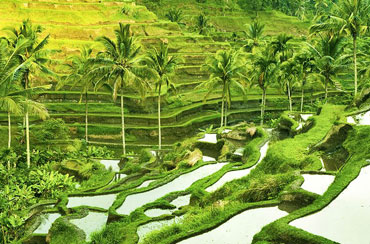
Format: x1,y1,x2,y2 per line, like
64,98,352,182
165,8,183,23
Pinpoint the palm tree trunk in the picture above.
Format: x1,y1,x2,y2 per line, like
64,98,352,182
85,91,88,143
224,101,228,127
121,91,126,155
8,112,11,170
260,88,266,126
301,86,304,112
325,78,328,101
26,107,30,168
353,37,358,97
158,84,162,150
287,82,292,111
25,74,31,168
220,87,225,127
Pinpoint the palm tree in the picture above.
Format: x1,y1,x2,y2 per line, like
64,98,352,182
279,59,299,112
93,23,149,155
145,43,181,150
3,20,53,168
243,20,265,53
310,0,370,97
62,46,94,143
308,33,348,99
195,14,212,35
250,45,277,126
200,49,246,127
293,49,315,112
271,33,293,63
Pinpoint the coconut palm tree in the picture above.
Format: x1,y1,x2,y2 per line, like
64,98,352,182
310,0,370,97
93,23,149,155
279,58,300,112
308,33,348,100
293,49,316,112
62,46,94,143
145,43,182,150
243,20,265,53
271,33,293,63
250,45,278,125
3,20,54,168
200,49,246,128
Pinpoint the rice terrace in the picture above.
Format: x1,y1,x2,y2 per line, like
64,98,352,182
0,0,370,243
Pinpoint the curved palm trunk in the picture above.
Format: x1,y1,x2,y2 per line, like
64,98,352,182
158,84,162,150
85,91,88,142
121,90,126,155
353,37,358,97
8,112,11,170
287,82,292,111
260,88,266,126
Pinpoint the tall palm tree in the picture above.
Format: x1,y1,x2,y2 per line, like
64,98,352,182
243,20,265,53
293,49,315,112
310,0,370,97
308,33,348,99
250,45,277,126
3,20,53,168
145,43,181,150
200,49,246,128
62,46,94,143
279,58,300,112
93,23,149,155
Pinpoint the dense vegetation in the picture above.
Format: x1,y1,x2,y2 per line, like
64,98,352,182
0,0,370,243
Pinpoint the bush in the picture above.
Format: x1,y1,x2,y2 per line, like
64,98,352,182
31,119,70,143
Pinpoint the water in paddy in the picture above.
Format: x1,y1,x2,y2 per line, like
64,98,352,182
144,195,191,218
116,163,228,215
170,195,191,208
300,174,335,195
202,156,216,162
137,180,156,189
137,216,184,243
205,141,269,192
145,209,173,217
70,212,108,241
100,159,121,172
291,165,370,244
198,134,217,144
34,213,61,234
177,206,287,244
300,114,313,121
347,111,370,125
67,194,116,209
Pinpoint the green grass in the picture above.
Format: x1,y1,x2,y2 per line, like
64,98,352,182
257,104,345,174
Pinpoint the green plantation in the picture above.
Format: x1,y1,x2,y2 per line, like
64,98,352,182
1,0,370,243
